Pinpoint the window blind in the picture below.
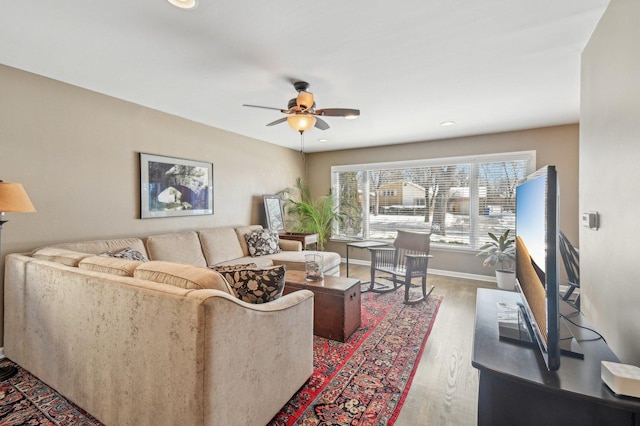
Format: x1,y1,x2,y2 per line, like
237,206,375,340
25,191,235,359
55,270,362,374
331,151,535,249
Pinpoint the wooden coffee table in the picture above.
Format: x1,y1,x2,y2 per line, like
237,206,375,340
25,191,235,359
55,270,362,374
284,270,361,342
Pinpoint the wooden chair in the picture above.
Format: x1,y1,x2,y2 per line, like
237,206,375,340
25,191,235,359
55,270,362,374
367,230,435,305
559,231,580,310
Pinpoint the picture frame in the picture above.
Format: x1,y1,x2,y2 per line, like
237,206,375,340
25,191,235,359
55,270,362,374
263,194,286,233
140,153,213,219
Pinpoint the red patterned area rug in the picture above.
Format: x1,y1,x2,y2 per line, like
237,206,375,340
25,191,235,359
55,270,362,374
269,290,443,426
0,360,102,425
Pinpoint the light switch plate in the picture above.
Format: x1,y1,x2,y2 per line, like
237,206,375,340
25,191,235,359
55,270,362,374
582,211,599,229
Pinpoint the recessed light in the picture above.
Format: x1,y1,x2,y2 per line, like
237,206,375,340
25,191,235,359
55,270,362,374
167,0,198,9
344,115,358,120
440,121,455,127
318,139,328,143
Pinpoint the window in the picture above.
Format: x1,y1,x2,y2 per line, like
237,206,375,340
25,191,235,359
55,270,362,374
331,151,535,249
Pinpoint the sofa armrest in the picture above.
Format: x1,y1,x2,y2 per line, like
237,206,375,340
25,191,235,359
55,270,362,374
197,289,314,425
279,238,302,252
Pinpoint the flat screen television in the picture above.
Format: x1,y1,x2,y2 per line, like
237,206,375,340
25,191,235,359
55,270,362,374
514,165,561,371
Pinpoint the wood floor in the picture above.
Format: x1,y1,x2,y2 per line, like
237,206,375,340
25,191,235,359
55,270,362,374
342,264,494,426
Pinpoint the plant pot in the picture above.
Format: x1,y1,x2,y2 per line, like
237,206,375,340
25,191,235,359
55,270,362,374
495,270,516,291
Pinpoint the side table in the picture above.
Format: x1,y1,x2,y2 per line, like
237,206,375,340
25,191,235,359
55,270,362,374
284,270,361,342
279,232,319,250
346,240,388,277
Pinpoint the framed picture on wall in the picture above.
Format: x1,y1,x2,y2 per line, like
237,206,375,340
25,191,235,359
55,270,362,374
140,153,213,219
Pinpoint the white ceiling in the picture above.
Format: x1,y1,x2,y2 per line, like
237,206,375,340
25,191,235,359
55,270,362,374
1,1,609,153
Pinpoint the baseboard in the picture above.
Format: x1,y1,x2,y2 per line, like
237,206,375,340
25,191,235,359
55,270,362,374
342,258,496,283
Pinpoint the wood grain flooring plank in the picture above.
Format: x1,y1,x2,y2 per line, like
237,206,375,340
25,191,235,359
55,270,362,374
342,264,493,426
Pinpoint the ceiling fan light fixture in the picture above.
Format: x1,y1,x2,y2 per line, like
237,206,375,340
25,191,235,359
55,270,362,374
167,0,198,9
296,91,314,111
344,114,358,120
287,114,316,133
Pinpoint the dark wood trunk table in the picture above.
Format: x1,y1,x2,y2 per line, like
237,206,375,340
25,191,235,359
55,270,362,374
284,270,361,342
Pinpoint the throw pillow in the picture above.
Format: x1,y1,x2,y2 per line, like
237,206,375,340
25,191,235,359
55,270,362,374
134,261,232,293
101,247,149,262
210,263,258,272
78,256,143,277
218,265,286,304
245,229,281,257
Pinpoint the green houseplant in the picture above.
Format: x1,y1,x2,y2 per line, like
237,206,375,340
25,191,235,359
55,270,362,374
278,178,343,251
477,229,517,290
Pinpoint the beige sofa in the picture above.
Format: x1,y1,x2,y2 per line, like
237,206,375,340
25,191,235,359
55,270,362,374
3,225,341,425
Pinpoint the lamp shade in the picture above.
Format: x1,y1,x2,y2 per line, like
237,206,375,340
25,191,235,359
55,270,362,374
0,182,36,213
287,115,317,133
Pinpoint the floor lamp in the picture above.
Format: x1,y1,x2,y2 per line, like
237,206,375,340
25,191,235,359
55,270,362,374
0,181,36,381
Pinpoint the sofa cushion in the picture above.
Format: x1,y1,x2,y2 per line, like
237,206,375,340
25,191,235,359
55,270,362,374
198,228,245,266
32,247,94,267
101,247,149,262
245,228,281,257
145,232,207,267
52,238,148,258
134,261,232,293
218,265,286,304
234,225,264,257
79,256,143,277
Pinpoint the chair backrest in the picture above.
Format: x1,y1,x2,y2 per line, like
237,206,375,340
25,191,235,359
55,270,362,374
394,230,431,253
559,231,579,286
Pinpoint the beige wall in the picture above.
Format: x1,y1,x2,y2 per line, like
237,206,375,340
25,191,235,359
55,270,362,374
581,0,640,364
0,65,304,343
307,124,580,279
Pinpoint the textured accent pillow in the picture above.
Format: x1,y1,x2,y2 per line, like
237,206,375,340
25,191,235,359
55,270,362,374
245,229,281,257
218,265,286,304
102,247,149,262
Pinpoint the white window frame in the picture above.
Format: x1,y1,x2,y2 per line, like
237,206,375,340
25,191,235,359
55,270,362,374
331,150,536,250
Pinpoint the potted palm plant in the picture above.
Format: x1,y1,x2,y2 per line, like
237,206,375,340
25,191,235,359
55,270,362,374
477,229,517,290
278,178,343,251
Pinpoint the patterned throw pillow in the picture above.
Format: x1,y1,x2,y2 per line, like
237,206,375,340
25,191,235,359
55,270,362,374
217,265,286,304
245,229,281,257
101,247,149,262
210,263,258,272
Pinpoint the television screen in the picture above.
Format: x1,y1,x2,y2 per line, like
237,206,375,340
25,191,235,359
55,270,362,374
515,165,560,371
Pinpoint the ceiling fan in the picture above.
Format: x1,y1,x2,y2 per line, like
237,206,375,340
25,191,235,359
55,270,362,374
243,81,360,134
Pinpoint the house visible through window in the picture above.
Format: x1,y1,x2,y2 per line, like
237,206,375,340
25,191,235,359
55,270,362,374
331,151,535,249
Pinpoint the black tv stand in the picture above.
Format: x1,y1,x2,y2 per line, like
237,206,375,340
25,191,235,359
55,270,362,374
473,289,640,426
497,301,584,359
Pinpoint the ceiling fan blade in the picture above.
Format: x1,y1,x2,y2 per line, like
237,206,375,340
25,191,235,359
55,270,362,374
314,118,330,130
316,108,360,117
243,104,284,112
266,117,288,127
